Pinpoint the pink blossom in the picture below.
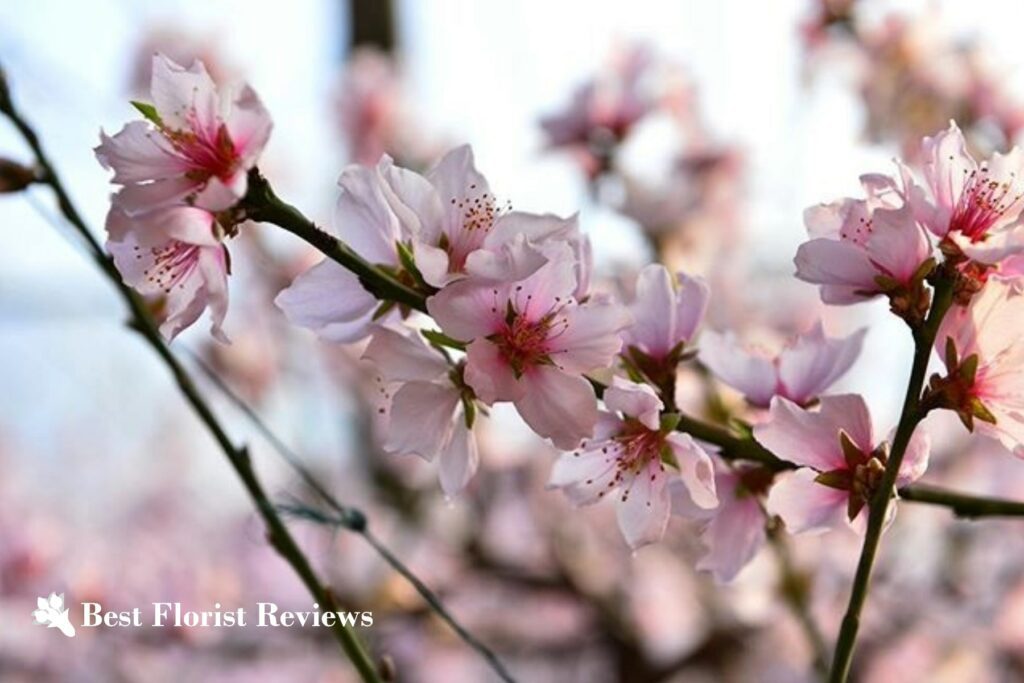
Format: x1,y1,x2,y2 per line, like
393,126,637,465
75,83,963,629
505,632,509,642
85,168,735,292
336,48,403,166
427,242,630,449
796,177,932,304
670,461,772,582
757,395,930,534
541,46,653,150
935,280,1024,456
363,326,478,497
106,206,229,341
622,264,709,363
386,145,582,288
276,148,580,342
549,379,717,548
901,121,1024,263
699,322,866,407
96,54,271,214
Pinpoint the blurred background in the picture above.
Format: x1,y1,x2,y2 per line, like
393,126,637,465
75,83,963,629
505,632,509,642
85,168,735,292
3,0,1024,681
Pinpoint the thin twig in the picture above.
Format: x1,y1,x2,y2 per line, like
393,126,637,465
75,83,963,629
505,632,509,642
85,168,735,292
185,350,518,683
240,169,430,313
828,275,956,683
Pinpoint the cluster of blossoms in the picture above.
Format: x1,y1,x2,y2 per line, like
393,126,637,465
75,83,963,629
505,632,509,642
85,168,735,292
96,55,272,340
802,2,1024,161
94,55,1024,583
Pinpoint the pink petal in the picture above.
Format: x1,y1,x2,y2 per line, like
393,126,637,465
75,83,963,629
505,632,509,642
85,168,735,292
666,432,718,510
484,211,579,250
920,121,975,233
95,121,187,183
463,233,548,284
427,145,491,212
687,470,767,582
464,338,523,404
377,155,445,246
112,177,201,217
362,326,449,383
274,260,378,343
548,298,631,373
794,238,880,302
625,264,675,357
698,330,778,407
332,163,404,264
754,395,872,470
427,279,504,342
150,54,220,133
896,426,931,487
226,84,273,168
411,242,451,288
864,205,932,282
616,461,671,548
603,378,663,429
438,416,479,498
548,438,622,505
514,366,597,449
384,381,460,460
766,468,848,534
777,323,866,405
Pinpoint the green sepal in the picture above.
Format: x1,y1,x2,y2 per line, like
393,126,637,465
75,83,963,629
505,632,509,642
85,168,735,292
421,329,467,351
131,100,162,126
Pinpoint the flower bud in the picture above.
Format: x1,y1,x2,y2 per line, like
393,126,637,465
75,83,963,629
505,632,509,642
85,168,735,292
0,158,36,193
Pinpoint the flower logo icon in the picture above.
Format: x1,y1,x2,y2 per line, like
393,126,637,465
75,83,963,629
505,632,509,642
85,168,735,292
32,592,76,637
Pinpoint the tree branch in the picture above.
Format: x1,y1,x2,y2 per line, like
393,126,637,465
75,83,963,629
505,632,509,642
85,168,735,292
897,483,1024,518
185,351,517,683
828,275,955,683
240,168,429,313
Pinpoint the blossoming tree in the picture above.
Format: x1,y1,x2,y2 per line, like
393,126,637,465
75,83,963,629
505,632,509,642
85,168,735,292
5,42,1024,683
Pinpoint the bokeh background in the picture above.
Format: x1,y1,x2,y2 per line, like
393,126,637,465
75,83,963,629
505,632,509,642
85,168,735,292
3,0,1024,681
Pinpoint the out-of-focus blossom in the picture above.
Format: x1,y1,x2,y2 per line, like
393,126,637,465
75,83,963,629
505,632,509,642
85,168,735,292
805,10,1024,161
797,178,933,305
363,326,478,497
96,54,271,214
127,28,237,95
541,45,689,177
618,148,743,240
549,379,717,548
428,242,630,449
335,48,442,169
107,206,229,341
700,322,865,408
758,394,929,533
337,48,402,166
901,121,1024,264
933,280,1024,456
621,264,708,380
671,461,773,582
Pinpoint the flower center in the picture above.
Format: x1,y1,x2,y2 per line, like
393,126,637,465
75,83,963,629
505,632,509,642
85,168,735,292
443,186,509,272
492,312,553,376
950,165,1024,241
166,123,240,184
137,240,201,294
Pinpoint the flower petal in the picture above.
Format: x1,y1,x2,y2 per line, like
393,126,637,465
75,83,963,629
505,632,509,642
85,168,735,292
514,367,597,449
766,468,848,534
